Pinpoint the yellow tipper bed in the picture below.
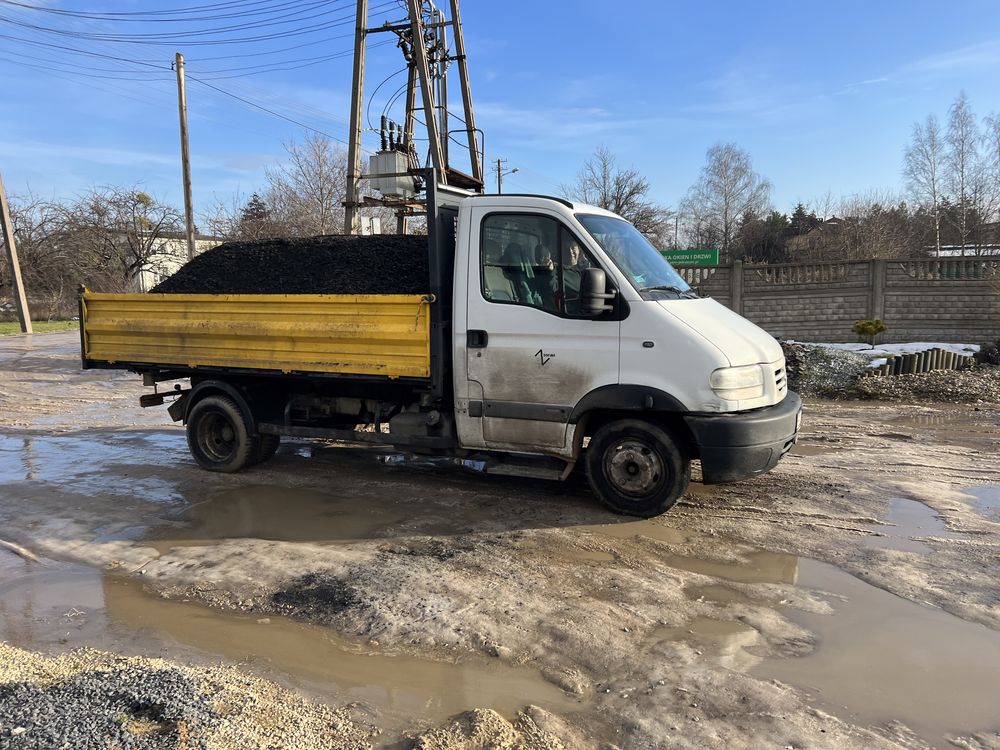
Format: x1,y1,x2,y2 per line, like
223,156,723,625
81,290,433,379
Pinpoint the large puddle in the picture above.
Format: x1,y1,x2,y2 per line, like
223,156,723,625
864,497,966,553
0,432,187,503
150,485,411,549
0,552,581,730
148,488,1000,745
630,538,1000,746
3,415,1000,746
964,485,1000,522
756,559,1000,746
570,513,1000,746
888,411,1000,451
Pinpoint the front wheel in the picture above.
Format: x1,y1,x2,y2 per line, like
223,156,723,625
186,395,256,473
584,419,690,517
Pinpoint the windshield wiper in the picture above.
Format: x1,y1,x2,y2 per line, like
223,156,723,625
641,285,699,299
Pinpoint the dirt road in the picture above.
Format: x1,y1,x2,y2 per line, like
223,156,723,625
1,332,998,749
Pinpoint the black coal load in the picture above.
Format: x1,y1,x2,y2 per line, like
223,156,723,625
151,234,430,295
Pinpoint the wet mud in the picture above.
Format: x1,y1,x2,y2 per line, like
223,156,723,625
2,334,1000,749
0,555,580,733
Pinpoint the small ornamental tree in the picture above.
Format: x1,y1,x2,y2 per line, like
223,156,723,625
852,318,887,349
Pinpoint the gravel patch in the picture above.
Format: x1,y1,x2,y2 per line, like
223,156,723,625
853,366,1000,403
150,235,429,295
0,665,216,750
781,341,1000,403
781,342,874,397
0,644,377,750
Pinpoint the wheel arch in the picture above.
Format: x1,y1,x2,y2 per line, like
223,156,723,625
569,385,696,460
184,379,257,433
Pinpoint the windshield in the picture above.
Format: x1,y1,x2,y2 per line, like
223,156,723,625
577,214,693,298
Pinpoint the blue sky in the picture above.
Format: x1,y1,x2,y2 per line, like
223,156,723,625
2,0,1000,218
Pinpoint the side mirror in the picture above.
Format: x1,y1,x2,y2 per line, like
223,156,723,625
581,268,616,316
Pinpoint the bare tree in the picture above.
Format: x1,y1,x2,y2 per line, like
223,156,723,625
58,187,184,291
786,191,923,261
944,91,985,251
903,114,944,255
681,143,772,258
836,191,914,260
983,112,1000,226
0,191,74,318
203,191,290,242
266,133,348,236
563,146,673,245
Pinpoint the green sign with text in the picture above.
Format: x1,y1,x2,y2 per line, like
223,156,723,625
660,249,720,266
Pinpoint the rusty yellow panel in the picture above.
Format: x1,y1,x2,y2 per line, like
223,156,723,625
82,292,433,378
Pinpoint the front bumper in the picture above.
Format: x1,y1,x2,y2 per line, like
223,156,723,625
684,392,802,484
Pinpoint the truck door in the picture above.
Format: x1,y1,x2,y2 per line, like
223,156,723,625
465,209,620,451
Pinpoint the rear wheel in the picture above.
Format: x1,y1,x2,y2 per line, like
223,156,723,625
251,433,281,466
186,395,256,473
585,419,690,517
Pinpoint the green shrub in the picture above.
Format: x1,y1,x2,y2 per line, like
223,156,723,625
852,318,887,349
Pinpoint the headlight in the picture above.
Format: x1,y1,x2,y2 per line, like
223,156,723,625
710,365,765,400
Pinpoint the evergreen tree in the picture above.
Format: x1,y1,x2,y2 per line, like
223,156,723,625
789,203,819,235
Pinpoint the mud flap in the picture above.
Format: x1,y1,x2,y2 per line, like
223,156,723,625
167,393,190,423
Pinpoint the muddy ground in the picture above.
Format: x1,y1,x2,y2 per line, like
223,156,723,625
1,332,998,750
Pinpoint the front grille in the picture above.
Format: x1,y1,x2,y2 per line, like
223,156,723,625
774,366,787,395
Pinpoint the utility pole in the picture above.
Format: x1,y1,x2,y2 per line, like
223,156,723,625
174,52,196,260
493,158,517,194
344,0,369,235
406,0,446,177
0,172,32,333
343,0,483,234
435,7,449,170
447,0,483,185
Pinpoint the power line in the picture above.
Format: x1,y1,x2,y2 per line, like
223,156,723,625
365,66,407,130
0,1,399,46
186,73,355,147
0,12,354,46
381,79,409,120
194,39,393,78
0,0,300,18
0,0,342,24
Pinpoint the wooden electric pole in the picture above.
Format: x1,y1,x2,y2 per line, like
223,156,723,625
342,0,483,235
494,158,516,194
435,7,449,169
344,0,369,235
406,0,446,178
448,0,483,184
0,172,32,334
174,52,196,260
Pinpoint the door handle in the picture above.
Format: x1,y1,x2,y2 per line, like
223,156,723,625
467,330,488,348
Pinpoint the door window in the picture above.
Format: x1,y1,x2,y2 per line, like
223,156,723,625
481,214,596,316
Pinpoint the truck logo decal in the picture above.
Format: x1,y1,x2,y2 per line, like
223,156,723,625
535,349,554,366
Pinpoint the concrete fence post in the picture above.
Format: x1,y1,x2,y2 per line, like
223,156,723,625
870,259,887,321
731,259,744,316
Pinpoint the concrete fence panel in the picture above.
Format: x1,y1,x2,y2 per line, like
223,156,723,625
674,257,1000,343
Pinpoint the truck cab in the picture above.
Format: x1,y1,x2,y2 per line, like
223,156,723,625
448,193,800,515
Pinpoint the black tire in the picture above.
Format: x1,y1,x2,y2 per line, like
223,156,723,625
584,419,690,517
186,395,256,473
251,433,281,466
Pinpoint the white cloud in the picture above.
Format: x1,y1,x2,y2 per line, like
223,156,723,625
836,76,891,96
0,140,177,168
903,40,1000,75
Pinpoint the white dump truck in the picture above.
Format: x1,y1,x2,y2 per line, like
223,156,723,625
81,179,800,517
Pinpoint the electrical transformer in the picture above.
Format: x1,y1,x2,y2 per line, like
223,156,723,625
368,151,416,199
